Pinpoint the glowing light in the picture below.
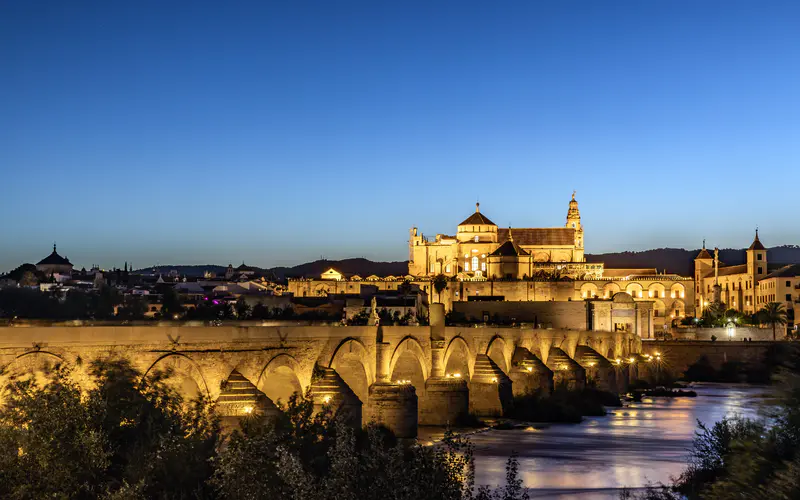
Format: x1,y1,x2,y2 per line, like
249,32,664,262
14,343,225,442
526,367,533,372
614,359,622,365
243,405,254,414
323,395,332,403
491,377,498,383
588,362,596,367
628,357,636,364
453,373,462,378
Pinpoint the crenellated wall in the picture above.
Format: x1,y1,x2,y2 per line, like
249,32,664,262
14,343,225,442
0,322,640,438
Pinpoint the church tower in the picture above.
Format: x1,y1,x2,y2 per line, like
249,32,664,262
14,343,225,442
566,191,584,262
746,229,767,283
694,241,714,314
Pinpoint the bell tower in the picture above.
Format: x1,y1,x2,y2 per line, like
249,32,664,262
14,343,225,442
746,229,767,282
566,191,584,262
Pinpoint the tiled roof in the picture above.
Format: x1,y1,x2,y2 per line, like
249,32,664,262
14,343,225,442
490,240,530,257
702,264,748,278
459,211,496,226
748,233,766,251
37,249,72,266
602,268,658,278
498,227,575,246
696,248,713,259
764,264,800,279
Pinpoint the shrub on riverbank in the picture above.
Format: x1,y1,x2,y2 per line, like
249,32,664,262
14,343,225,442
509,387,622,423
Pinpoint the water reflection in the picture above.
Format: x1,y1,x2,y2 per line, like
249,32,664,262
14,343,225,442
471,383,769,499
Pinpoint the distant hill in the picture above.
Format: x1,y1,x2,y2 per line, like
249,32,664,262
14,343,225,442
136,246,800,281
134,258,408,280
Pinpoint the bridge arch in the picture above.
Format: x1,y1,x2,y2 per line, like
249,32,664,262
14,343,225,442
143,352,210,400
1,350,66,397
328,337,372,404
257,353,304,408
443,336,473,379
389,336,428,382
486,335,510,373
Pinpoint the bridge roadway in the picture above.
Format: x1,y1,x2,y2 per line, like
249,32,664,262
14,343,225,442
0,306,642,438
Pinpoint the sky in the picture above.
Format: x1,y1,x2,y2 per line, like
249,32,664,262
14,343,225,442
1,1,799,271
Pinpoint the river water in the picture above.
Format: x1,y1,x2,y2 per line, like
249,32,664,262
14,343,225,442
469,384,771,499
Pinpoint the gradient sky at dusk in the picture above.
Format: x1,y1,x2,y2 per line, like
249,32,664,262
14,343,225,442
2,1,799,271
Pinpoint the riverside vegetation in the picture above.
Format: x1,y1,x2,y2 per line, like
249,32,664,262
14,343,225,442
0,358,529,500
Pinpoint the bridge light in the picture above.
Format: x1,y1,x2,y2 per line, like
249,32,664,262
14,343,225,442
453,373,462,378
491,377,498,383
587,362,596,367
243,405,254,415
526,367,533,372
629,357,636,364
323,395,332,403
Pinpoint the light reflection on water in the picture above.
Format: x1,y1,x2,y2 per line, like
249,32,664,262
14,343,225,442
471,383,769,499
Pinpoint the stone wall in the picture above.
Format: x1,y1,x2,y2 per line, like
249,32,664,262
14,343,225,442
673,326,781,341
452,300,588,329
641,340,771,378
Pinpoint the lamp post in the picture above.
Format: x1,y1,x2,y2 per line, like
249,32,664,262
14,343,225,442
727,322,735,341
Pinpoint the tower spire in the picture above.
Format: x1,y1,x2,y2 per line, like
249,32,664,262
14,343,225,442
475,202,480,213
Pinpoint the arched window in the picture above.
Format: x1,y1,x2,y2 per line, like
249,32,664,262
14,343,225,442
464,261,470,272
471,256,479,272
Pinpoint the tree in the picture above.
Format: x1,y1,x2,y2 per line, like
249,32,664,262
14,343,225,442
160,286,184,319
235,297,251,319
432,274,448,304
19,270,38,287
760,302,789,341
398,279,413,318
0,359,218,499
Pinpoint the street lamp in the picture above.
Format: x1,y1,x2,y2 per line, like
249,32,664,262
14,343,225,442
726,322,735,341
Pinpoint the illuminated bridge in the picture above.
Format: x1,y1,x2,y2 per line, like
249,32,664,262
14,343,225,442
0,305,643,438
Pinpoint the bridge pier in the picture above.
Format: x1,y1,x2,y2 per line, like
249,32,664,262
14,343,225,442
469,354,513,417
574,346,617,392
365,383,418,438
546,347,586,391
509,347,553,396
419,339,469,425
309,366,362,429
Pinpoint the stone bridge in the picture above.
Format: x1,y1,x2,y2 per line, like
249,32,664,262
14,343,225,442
0,307,642,438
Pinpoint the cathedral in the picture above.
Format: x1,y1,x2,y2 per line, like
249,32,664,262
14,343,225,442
408,193,600,280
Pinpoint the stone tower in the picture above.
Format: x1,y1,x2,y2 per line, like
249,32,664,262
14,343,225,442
566,191,584,262
746,229,767,284
694,242,713,313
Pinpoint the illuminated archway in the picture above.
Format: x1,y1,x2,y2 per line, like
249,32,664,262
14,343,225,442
257,354,304,408
328,338,372,404
443,336,472,379
143,352,210,400
486,335,509,374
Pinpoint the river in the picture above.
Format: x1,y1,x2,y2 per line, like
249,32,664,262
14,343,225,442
468,383,771,499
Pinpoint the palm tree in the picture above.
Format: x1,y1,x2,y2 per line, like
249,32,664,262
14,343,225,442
759,302,788,341
431,274,448,304
397,279,413,319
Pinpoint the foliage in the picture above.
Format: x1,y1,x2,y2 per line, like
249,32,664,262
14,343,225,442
159,286,185,319
234,297,251,319
432,274,448,303
0,359,218,499
214,392,529,500
0,287,124,320
759,302,788,341
116,295,149,320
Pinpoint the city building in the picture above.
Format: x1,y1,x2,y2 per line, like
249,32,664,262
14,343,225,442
35,244,73,277
694,231,770,315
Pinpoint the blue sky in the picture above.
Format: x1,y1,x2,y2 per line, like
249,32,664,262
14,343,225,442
1,1,798,271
